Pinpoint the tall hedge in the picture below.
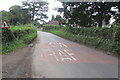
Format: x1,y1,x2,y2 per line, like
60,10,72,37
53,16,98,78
2,26,37,54
71,27,120,42
43,25,120,54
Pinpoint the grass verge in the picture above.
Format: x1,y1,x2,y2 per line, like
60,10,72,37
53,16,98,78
44,30,120,56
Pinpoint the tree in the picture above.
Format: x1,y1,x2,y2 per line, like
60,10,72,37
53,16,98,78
88,2,119,27
51,15,55,20
22,0,48,23
58,2,93,27
1,11,11,23
58,2,119,27
1,5,32,25
9,5,31,25
54,15,65,25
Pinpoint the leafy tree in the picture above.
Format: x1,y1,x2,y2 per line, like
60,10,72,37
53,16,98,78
1,5,32,25
88,2,119,27
54,15,65,25
58,2,93,27
58,2,119,27
1,11,11,23
9,5,31,25
9,5,22,25
22,0,48,23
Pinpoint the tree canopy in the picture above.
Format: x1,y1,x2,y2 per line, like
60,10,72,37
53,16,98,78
58,2,120,27
1,0,49,26
22,0,48,23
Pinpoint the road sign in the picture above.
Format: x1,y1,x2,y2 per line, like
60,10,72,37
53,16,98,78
0,20,10,29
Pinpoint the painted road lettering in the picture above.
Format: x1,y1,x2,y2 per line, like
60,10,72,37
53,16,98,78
51,51,59,61
48,42,77,62
49,42,67,48
58,50,72,61
64,49,77,61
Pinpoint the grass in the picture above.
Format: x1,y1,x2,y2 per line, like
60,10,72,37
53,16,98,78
44,30,120,55
1,25,37,54
2,40,25,54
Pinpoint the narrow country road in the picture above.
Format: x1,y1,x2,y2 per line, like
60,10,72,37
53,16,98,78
3,31,118,78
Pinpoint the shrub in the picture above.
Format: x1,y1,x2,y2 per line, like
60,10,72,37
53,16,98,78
72,27,120,42
2,25,37,54
43,25,120,54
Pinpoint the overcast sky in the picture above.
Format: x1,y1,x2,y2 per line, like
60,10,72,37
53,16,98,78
0,0,116,24
0,0,63,22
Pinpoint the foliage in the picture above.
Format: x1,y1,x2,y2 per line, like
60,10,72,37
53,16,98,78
2,5,32,26
22,0,48,22
88,2,119,27
43,24,63,31
58,2,119,27
1,0,49,26
52,15,66,25
43,25,120,54
2,25,37,54
112,25,120,27
69,27,120,42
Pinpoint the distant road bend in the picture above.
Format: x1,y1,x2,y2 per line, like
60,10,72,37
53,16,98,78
3,31,118,78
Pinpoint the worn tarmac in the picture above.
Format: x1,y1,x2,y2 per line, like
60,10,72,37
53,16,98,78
2,31,118,78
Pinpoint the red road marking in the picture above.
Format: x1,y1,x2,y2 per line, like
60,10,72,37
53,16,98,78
39,42,118,64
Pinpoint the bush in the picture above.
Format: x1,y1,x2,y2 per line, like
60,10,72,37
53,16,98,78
73,27,120,41
43,25,120,54
2,29,14,43
2,25,37,54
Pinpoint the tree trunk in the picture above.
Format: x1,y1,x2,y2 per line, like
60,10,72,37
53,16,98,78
98,20,102,27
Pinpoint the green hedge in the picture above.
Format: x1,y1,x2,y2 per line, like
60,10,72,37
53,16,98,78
43,26,120,54
71,27,120,42
2,25,37,54
75,35,120,53
43,25,120,42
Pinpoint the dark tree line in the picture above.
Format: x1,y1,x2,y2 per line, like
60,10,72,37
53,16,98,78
58,2,120,27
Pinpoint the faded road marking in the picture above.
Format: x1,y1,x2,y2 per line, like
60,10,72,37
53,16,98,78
64,49,77,61
49,42,68,48
48,51,59,61
48,42,77,62
58,50,72,61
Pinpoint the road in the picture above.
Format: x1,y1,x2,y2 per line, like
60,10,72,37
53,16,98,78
2,31,118,78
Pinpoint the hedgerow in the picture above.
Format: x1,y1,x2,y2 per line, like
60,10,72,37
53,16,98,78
43,25,120,54
70,27,120,42
2,25,37,54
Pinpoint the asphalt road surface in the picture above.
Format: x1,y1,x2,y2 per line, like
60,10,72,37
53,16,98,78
2,31,118,78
